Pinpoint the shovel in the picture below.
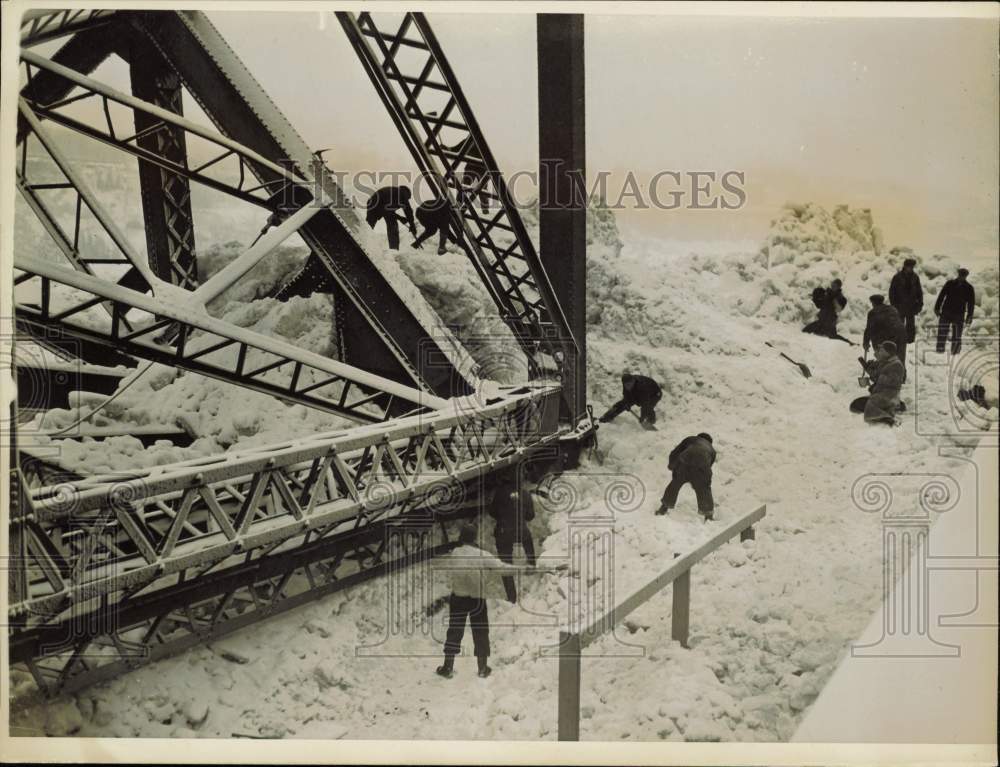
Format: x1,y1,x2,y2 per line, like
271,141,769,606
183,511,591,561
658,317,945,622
764,342,812,379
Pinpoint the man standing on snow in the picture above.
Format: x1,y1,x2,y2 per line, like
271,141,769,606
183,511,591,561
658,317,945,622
598,370,663,428
863,295,908,378
803,279,852,344
934,267,976,355
889,257,923,344
656,432,717,521
365,184,416,250
434,522,564,679
411,198,461,255
864,341,906,426
487,469,537,604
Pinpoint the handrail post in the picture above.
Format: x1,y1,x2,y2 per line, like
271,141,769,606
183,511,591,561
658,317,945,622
671,569,691,648
557,631,582,741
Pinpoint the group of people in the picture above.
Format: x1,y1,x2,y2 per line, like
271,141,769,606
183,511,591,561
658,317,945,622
435,371,719,677
802,260,977,427
803,260,977,355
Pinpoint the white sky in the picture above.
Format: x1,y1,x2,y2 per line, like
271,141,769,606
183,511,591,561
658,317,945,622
206,9,998,263
26,8,999,263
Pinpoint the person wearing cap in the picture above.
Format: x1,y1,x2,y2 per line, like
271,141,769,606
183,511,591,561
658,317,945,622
598,369,663,428
656,432,717,521
863,294,908,378
934,268,976,354
889,257,924,344
365,185,416,250
864,340,906,425
433,521,565,679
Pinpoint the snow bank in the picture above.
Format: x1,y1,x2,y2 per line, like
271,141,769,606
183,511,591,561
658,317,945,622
13,201,995,741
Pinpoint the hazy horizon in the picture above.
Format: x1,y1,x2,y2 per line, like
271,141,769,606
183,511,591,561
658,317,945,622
21,8,999,266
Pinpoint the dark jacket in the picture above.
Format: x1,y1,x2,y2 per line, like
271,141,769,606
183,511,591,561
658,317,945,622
863,304,907,351
668,435,716,473
366,186,415,230
864,355,905,424
934,279,975,321
814,287,847,323
889,270,923,315
415,199,453,229
488,478,534,543
622,374,662,407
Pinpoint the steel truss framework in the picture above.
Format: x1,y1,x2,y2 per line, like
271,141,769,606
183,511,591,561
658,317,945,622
339,12,579,380
8,385,561,693
9,8,583,699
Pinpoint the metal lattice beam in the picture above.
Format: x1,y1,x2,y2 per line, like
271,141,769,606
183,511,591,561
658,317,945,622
13,254,446,423
338,12,580,387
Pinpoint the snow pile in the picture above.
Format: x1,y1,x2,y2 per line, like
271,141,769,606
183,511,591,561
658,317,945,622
12,202,995,740
704,203,1000,342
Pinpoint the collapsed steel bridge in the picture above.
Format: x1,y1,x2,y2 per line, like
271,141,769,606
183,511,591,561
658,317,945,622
8,9,588,695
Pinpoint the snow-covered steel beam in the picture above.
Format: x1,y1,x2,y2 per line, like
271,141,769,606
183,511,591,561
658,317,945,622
20,49,307,195
191,202,324,306
18,99,163,295
14,255,449,420
11,383,561,620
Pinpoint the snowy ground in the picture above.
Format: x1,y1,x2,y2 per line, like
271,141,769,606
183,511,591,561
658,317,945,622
10,204,998,740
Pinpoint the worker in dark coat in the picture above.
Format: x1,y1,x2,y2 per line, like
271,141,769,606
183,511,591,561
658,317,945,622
934,268,976,354
863,295,908,379
598,370,663,428
888,257,923,344
803,279,852,344
365,185,416,250
656,433,717,520
411,199,461,255
487,470,537,604
864,341,905,426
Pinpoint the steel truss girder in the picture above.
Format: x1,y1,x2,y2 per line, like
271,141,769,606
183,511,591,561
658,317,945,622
129,43,199,288
10,383,558,621
9,507,467,697
128,10,472,398
13,255,446,424
338,12,579,380
19,9,118,48
19,50,306,212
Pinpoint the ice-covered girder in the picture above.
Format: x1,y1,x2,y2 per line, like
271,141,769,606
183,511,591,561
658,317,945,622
8,383,560,693
19,9,118,48
19,51,303,211
13,254,447,423
338,12,580,386
127,10,474,398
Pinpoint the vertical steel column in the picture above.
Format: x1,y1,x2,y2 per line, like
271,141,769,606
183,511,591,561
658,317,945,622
537,14,587,424
129,43,199,288
557,631,582,741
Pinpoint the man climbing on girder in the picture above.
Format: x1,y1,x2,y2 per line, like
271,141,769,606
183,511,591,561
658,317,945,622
934,267,976,355
487,468,538,604
889,257,924,344
863,294,908,380
598,369,663,429
411,198,461,255
434,522,565,679
365,185,416,250
656,433,717,521
446,136,491,213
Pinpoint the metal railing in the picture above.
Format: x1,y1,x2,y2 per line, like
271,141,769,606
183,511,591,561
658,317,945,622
556,504,767,740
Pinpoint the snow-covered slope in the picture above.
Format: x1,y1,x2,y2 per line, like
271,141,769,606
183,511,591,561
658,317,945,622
12,202,997,741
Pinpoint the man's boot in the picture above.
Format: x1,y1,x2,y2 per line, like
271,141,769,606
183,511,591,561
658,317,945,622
477,656,492,678
655,503,671,516
436,656,455,678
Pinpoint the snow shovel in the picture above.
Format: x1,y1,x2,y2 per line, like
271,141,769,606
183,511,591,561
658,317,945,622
764,342,811,379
